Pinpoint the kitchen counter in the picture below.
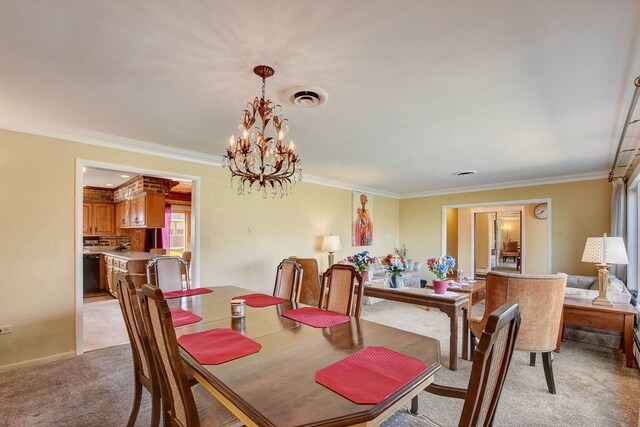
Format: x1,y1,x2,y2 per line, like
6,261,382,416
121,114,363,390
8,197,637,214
101,251,159,261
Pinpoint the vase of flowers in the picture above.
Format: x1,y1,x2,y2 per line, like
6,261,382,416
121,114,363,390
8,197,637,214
347,251,374,282
381,254,408,288
426,255,456,294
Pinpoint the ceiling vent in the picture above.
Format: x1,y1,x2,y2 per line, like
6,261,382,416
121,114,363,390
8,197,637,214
455,170,478,177
287,86,328,107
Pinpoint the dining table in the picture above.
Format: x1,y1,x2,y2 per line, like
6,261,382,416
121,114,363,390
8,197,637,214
168,285,441,427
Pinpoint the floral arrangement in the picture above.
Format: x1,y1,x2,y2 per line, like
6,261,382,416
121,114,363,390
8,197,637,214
426,255,456,280
395,244,408,258
346,251,374,273
381,254,407,276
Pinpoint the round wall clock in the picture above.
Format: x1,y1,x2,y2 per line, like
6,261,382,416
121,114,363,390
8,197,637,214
534,203,548,219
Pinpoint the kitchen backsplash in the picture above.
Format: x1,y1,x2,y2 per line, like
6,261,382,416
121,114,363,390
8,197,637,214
83,236,131,247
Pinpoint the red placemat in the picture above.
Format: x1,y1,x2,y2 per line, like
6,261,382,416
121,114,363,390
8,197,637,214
281,307,350,328
178,328,262,365
315,346,427,404
170,308,202,327
232,293,287,307
164,288,213,299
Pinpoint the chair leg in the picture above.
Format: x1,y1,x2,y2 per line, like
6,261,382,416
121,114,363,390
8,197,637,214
470,334,476,359
126,376,143,427
542,352,556,394
150,387,161,427
530,352,536,367
410,395,419,415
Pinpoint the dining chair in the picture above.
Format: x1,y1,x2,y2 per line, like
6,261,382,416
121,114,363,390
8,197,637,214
383,302,521,426
319,264,364,318
182,250,192,279
289,257,322,306
273,259,302,300
147,256,190,292
139,284,243,427
150,248,168,255
115,272,161,427
501,241,518,262
469,271,566,394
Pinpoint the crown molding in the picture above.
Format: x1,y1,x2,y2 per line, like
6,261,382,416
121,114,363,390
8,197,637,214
0,112,223,166
399,171,610,199
0,112,609,200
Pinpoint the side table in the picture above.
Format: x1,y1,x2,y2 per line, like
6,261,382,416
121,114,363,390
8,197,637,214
556,297,637,368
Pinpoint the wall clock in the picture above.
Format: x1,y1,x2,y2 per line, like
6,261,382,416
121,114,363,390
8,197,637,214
534,203,548,219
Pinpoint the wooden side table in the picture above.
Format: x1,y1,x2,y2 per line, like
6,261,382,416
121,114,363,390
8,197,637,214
556,297,637,368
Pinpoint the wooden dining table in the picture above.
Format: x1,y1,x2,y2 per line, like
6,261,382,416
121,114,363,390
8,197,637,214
168,285,441,427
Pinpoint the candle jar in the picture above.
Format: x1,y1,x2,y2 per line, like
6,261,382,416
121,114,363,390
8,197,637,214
230,299,246,318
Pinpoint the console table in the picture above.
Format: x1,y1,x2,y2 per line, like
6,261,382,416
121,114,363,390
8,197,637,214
556,297,637,368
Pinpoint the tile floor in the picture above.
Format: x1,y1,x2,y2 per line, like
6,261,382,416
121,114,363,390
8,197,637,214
83,295,129,352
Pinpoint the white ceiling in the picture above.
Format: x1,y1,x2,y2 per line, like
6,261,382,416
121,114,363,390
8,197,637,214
1,1,639,196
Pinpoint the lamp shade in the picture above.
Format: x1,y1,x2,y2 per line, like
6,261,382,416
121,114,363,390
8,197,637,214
321,235,341,252
581,236,629,265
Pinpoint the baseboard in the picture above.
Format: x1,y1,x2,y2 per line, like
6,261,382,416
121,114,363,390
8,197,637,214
0,351,76,374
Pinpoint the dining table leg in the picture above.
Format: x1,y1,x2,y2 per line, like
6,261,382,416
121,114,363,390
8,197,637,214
461,306,469,361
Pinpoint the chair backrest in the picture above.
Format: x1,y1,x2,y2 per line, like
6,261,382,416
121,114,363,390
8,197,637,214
459,302,521,427
503,241,518,253
481,271,566,352
115,272,155,388
150,248,168,255
139,284,200,427
182,251,192,263
319,264,364,318
273,259,302,300
147,256,190,292
289,257,322,306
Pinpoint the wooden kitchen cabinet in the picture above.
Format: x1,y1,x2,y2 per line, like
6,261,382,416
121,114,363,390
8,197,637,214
83,203,115,236
101,252,156,296
115,200,129,229
127,193,165,228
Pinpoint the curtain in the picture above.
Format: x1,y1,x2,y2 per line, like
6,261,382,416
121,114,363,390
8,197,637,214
160,205,171,250
610,178,627,282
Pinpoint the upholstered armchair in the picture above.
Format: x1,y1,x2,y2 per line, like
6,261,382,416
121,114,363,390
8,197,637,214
502,241,519,262
469,271,567,394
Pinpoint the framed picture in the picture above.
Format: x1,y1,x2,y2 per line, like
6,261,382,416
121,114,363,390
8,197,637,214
352,191,373,246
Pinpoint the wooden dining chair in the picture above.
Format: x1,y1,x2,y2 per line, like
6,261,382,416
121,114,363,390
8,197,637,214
150,248,168,255
139,284,243,427
383,302,521,426
273,259,302,300
320,264,364,318
115,272,161,427
146,256,190,292
182,250,192,279
289,257,322,306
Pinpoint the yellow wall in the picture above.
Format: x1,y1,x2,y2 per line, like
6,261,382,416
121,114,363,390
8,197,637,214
475,212,492,270
399,179,611,278
445,208,458,260
0,129,399,369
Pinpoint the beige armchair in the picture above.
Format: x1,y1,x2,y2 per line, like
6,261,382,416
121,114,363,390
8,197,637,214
470,271,567,394
502,241,519,262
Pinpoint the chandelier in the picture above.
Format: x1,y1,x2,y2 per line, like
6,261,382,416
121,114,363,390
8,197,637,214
221,65,302,198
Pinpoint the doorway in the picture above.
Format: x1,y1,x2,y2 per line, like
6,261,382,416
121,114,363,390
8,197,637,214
76,160,199,355
443,199,551,279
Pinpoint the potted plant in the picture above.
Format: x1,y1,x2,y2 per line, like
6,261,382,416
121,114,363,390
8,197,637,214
381,254,408,288
426,255,456,294
346,251,374,281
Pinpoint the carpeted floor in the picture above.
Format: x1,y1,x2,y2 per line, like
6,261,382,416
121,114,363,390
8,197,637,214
0,301,638,426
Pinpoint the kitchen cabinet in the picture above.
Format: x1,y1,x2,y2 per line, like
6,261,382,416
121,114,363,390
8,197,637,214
83,203,115,236
101,252,157,296
117,193,165,228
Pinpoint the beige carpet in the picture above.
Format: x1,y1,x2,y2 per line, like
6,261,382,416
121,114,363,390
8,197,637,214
0,301,638,426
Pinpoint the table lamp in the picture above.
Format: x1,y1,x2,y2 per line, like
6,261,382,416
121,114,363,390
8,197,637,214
581,233,628,306
321,235,341,267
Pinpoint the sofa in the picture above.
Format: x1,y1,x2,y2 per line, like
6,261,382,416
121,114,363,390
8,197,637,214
563,273,631,304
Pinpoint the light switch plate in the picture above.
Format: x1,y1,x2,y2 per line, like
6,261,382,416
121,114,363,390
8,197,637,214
0,325,13,335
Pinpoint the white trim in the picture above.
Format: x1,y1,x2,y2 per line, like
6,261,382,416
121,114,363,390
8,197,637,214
76,159,202,356
0,351,76,374
441,198,552,276
627,184,638,292
401,172,608,199
0,113,608,199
